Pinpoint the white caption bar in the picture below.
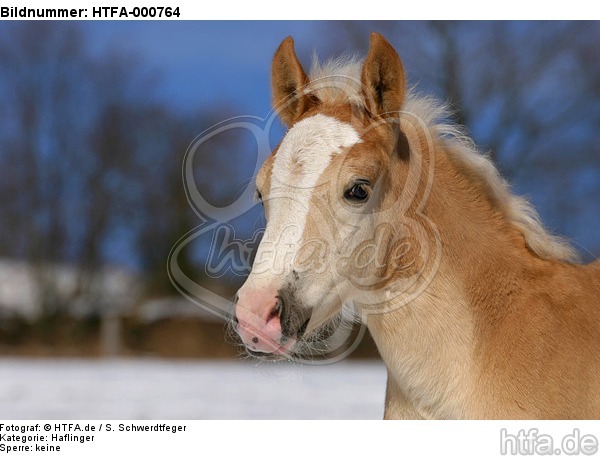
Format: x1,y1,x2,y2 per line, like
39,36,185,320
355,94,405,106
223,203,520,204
1,421,599,456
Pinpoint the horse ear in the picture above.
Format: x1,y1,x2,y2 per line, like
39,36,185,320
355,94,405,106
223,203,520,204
361,33,406,117
271,36,311,126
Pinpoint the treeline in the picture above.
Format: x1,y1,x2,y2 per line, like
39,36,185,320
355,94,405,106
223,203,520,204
0,23,235,320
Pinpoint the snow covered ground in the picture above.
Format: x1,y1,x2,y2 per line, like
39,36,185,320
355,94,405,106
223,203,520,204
0,358,387,419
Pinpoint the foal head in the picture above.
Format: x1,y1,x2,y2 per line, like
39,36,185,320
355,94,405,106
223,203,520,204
234,33,427,358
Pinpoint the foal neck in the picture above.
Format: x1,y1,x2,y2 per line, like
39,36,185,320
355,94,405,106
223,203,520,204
367,142,541,418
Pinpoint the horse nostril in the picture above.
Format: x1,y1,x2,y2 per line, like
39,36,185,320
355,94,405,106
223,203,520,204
273,296,282,315
266,296,283,324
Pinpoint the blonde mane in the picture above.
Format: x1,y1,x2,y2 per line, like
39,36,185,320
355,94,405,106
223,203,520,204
308,57,579,263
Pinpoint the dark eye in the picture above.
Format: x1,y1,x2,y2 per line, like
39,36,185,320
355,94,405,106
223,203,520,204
344,180,370,202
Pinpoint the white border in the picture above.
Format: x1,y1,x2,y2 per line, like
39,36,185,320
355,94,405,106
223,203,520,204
2,0,598,20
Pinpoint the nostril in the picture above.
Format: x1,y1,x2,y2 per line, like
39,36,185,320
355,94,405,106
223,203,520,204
267,296,283,322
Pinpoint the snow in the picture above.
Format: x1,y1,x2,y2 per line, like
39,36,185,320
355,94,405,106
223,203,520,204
0,261,39,318
0,358,387,419
0,259,139,319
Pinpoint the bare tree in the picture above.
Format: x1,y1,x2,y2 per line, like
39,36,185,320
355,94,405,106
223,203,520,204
0,22,243,326
0,23,94,316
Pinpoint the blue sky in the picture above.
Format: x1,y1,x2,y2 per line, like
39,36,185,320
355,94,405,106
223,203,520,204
86,21,327,116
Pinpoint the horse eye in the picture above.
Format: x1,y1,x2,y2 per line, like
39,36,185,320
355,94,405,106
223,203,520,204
344,180,370,202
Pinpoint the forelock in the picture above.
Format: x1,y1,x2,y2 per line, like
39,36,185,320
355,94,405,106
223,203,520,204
271,113,361,189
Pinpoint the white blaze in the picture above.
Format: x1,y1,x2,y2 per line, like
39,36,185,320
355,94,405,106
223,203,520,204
248,114,361,287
